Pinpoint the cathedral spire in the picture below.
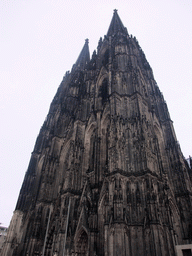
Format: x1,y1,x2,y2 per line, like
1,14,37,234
107,9,127,36
3,11,192,256
74,38,90,70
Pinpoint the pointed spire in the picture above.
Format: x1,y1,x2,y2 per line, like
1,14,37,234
107,9,127,36
74,39,90,70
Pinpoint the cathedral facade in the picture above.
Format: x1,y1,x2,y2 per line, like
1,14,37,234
2,10,192,256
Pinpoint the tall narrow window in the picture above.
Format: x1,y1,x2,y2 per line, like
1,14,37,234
102,49,109,66
89,133,96,172
99,78,108,104
76,230,88,256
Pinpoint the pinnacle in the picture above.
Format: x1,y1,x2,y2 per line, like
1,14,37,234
107,10,127,36
74,39,90,70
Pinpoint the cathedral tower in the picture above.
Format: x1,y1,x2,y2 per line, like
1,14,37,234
2,10,192,256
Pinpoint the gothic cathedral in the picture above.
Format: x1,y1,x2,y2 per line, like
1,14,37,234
2,10,192,256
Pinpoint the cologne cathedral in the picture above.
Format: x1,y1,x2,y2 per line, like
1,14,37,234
2,10,192,256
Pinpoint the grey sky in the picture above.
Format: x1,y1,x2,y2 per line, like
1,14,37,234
0,0,192,227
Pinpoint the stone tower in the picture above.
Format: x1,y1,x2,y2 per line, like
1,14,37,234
2,10,192,256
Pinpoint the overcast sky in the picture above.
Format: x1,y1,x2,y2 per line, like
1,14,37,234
0,0,192,227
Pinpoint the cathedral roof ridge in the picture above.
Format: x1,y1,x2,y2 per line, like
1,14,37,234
107,9,128,36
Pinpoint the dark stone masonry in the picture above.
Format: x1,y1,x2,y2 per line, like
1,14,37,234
2,10,192,256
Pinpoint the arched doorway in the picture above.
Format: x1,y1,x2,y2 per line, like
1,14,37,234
75,229,88,256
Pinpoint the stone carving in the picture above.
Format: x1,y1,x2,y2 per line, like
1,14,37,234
2,10,192,256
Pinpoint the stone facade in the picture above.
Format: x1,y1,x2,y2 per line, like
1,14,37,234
0,226,8,254
2,10,192,256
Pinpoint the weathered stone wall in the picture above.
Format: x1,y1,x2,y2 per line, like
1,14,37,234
2,10,192,256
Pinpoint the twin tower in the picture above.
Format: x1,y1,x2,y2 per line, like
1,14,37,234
2,10,192,256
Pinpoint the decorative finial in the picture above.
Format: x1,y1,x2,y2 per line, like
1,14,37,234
85,38,89,44
113,9,118,13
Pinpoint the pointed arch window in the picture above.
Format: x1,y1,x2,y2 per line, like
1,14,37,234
99,78,108,104
76,229,88,256
102,49,109,66
88,132,96,172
